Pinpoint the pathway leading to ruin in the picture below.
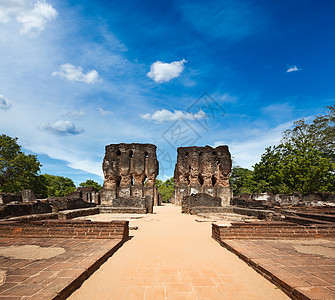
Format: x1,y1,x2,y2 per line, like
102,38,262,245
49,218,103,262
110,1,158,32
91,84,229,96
69,204,288,299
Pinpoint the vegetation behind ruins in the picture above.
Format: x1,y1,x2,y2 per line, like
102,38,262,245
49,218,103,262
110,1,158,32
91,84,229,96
79,180,102,192
0,134,78,197
43,174,76,197
230,105,335,195
0,134,45,195
1,105,334,198
156,177,175,203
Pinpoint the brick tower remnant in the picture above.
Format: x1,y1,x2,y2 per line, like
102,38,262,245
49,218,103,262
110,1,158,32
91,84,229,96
100,143,159,209
173,145,232,206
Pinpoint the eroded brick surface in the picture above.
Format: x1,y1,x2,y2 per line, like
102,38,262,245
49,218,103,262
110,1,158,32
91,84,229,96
0,237,123,299
173,145,232,207
100,143,159,209
219,238,335,299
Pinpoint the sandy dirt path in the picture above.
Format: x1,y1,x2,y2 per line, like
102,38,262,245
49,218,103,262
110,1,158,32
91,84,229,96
69,204,288,299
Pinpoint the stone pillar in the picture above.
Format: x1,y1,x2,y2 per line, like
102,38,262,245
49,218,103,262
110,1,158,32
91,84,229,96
145,195,153,213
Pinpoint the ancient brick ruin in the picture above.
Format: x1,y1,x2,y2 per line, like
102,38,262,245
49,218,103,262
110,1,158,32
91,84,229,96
100,143,159,212
172,145,232,207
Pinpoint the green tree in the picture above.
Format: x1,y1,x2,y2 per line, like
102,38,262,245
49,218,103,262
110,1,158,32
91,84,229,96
0,134,46,194
253,106,335,194
79,179,102,191
229,166,256,195
282,105,334,161
253,142,335,194
155,177,175,203
43,174,76,197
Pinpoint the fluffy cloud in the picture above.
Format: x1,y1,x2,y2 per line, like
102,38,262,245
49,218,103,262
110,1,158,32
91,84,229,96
52,64,100,84
147,59,186,83
97,107,113,116
0,0,57,35
0,94,11,110
286,65,301,73
141,109,206,123
38,120,84,135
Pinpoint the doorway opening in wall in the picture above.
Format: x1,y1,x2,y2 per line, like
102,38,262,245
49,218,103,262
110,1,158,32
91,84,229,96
116,176,121,187
143,175,148,186
186,176,190,184
198,174,204,186
211,175,217,187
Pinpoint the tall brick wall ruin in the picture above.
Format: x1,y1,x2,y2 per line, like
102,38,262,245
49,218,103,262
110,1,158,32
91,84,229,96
172,145,232,206
100,143,159,207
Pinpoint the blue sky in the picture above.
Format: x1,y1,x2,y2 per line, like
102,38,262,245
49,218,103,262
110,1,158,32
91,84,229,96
0,0,334,185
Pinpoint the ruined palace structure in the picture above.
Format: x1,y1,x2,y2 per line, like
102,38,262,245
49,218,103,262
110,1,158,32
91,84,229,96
100,143,159,208
173,146,232,206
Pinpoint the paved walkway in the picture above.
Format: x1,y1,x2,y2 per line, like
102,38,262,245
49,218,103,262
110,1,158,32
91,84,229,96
220,239,335,299
70,204,288,299
0,237,122,299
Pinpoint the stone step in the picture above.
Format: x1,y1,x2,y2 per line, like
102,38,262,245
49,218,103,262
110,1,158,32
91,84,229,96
284,214,334,225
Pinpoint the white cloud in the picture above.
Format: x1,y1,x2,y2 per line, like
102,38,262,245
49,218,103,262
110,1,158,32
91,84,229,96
26,142,103,177
287,65,301,73
141,109,206,123
0,94,11,110
147,59,186,83
52,63,100,84
67,159,103,178
0,0,57,35
97,107,113,116
38,120,84,135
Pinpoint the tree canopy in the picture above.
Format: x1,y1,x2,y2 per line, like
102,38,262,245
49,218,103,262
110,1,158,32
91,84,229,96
233,105,335,195
155,177,174,203
253,142,334,194
0,134,46,195
229,166,256,195
43,174,76,197
79,179,102,191
282,105,334,161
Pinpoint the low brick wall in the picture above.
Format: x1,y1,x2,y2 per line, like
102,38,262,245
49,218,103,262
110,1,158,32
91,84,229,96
212,221,335,240
232,206,276,219
0,219,129,240
99,206,147,214
190,206,233,215
0,202,53,219
0,193,22,204
58,207,100,219
182,193,222,214
0,213,59,223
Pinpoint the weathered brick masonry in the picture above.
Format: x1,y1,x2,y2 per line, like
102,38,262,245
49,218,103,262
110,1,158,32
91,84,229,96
0,219,129,240
212,222,335,240
173,145,232,207
100,143,159,211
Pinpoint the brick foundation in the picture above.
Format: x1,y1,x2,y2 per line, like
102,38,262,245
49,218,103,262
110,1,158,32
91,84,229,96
212,222,335,240
0,219,129,240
